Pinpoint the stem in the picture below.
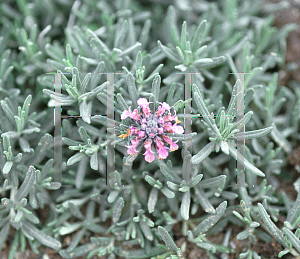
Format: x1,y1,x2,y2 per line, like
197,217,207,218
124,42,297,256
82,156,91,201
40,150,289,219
62,177,98,187
138,84,143,92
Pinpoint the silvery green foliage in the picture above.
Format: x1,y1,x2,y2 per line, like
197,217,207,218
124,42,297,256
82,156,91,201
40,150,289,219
233,200,261,258
190,80,273,178
1,0,300,259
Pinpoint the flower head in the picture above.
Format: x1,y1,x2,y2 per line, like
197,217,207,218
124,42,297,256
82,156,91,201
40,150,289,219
119,98,184,163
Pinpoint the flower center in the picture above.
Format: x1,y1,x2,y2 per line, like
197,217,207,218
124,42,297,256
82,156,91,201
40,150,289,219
143,115,161,138
147,116,158,128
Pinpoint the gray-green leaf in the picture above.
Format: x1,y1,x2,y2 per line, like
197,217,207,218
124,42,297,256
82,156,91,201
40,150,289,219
191,142,215,164
157,226,180,254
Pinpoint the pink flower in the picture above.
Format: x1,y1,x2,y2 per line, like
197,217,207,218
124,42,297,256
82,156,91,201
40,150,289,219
161,102,170,111
156,138,169,159
163,122,173,131
144,149,155,162
155,138,164,148
119,98,185,163
126,145,138,155
131,136,140,145
143,139,155,162
130,126,139,135
138,130,145,138
126,136,140,155
163,113,172,121
169,142,178,152
157,146,169,159
144,139,152,149
131,109,140,120
172,124,184,134
156,102,170,116
163,135,179,151
137,98,150,108
121,107,141,120
158,117,164,124
143,106,152,117
137,98,152,117
121,107,132,119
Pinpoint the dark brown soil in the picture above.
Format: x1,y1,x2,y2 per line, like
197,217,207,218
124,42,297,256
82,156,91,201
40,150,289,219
273,0,300,85
2,1,300,259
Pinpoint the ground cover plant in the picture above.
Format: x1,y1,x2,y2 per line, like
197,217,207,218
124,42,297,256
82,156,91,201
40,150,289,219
0,0,300,258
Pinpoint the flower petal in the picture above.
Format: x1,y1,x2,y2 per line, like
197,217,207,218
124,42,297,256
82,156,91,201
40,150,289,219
162,135,179,152
131,136,140,145
138,130,145,138
143,106,152,117
169,142,179,151
157,146,169,159
126,145,138,155
172,124,184,134
121,107,132,119
161,102,170,110
143,149,155,163
163,122,173,131
163,113,172,122
144,139,152,150
131,109,141,120
155,138,164,148
137,98,149,108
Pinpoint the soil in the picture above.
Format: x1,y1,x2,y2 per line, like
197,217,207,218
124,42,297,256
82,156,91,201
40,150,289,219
1,1,300,259
272,0,300,85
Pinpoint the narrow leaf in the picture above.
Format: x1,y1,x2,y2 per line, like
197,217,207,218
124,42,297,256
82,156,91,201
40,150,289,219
116,93,129,111
257,203,286,247
161,187,175,198
66,229,86,252
195,187,216,214
21,220,61,250
0,224,10,250
119,42,142,57
3,161,13,174
80,73,91,95
139,220,153,241
90,152,98,170
191,20,207,51
228,143,265,177
157,226,179,254
67,152,86,166
15,166,35,202
79,126,90,144
19,137,30,153
75,156,88,189
113,197,124,224
127,73,138,108
191,142,215,164
193,201,227,236
271,124,292,153
1,100,16,125
231,126,273,141
157,40,181,63
22,95,32,120
181,191,191,220
151,75,161,103
287,191,300,227
148,187,158,213
282,228,300,253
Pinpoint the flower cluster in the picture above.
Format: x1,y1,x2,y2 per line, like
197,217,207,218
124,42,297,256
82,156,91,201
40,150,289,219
119,98,184,163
